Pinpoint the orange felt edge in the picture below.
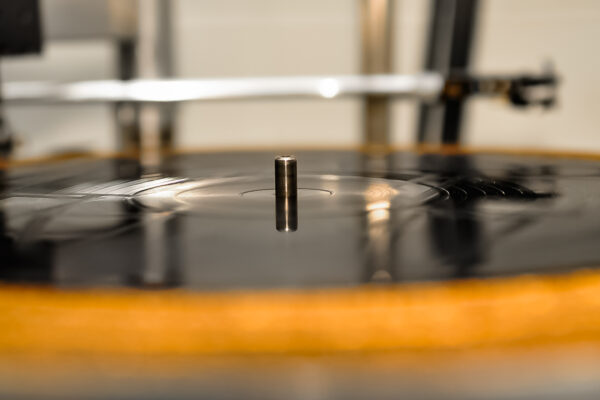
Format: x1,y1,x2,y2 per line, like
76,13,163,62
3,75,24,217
0,269,599,356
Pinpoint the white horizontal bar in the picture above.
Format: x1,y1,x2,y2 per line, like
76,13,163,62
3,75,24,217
2,74,444,103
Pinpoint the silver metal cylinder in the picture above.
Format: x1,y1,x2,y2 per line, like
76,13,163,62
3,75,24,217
275,155,297,198
275,155,298,232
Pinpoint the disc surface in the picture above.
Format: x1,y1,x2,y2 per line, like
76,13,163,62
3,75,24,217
1,149,600,288
134,174,440,217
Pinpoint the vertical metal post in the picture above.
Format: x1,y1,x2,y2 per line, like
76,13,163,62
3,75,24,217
360,1,396,280
124,0,179,286
0,67,11,159
114,38,141,155
275,156,298,198
0,69,16,161
136,0,175,172
109,0,174,167
360,0,394,154
109,0,140,154
417,0,479,145
275,156,298,232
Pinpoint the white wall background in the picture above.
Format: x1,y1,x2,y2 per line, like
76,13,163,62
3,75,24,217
466,0,600,151
2,41,117,158
1,0,599,158
172,0,362,150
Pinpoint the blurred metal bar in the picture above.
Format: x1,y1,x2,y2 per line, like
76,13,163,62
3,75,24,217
417,0,479,144
0,69,11,158
2,74,444,103
442,0,479,144
110,0,141,154
3,72,557,107
114,37,140,154
136,0,174,170
361,0,394,152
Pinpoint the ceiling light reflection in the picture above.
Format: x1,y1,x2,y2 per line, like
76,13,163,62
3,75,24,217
318,78,341,98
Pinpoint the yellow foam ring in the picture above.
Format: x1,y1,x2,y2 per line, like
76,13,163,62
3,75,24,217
0,269,599,356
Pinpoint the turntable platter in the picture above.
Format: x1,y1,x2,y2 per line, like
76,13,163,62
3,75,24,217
1,149,600,289
3,148,600,399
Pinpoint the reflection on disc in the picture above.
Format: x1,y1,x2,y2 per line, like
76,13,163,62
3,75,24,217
134,174,439,218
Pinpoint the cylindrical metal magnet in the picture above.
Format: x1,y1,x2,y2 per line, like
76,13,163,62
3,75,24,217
275,155,297,198
275,155,298,232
